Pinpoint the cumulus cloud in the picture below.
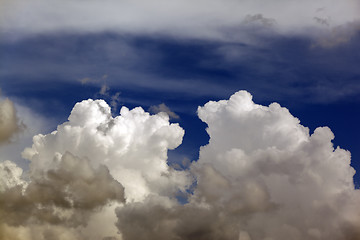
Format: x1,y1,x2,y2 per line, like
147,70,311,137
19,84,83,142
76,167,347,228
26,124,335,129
116,91,360,240
1,0,359,43
22,99,189,202
0,152,125,226
0,97,24,144
1,91,360,239
1,98,190,239
0,153,125,240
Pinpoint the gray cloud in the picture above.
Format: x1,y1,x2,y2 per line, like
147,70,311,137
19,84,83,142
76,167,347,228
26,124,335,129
0,152,125,227
0,97,24,144
149,103,180,120
243,14,277,27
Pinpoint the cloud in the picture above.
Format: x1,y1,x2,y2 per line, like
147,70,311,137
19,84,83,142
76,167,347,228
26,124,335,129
0,152,125,226
0,160,24,191
1,98,190,239
311,21,360,48
22,99,190,201
116,91,360,240
97,84,121,113
82,74,122,112
0,97,24,144
149,103,180,120
0,153,125,240
110,92,121,112
1,91,360,239
99,84,110,96
19,98,189,239
1,0,359,43
243,14,277,27
0,99,56,173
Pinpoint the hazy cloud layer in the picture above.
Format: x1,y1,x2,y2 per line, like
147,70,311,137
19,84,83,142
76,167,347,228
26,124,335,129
1,91,360,239
1,0,359,43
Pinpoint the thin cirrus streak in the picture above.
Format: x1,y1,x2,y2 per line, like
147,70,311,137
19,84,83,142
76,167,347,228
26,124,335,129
1,90,359,240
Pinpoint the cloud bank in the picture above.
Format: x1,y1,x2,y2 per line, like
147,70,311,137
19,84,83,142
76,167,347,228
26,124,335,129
1,0,359,43
1,91,360,239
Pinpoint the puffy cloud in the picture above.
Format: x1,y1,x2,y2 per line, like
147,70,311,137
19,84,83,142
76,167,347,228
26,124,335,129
1,0,359,43
22,99,189,202
0,153,125,240
0,98,24,144
191,91,359,239
0,160,24,191
116,91,360,240
0,152,124,226
1,98,190,239
1,91,360,240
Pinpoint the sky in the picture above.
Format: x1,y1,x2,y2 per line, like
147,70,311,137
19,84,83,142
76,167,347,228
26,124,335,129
1,0,360,239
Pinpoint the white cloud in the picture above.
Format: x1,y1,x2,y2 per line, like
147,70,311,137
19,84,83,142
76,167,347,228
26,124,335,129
191,91,358,239
1,91,360,239
22,99,190,202
1,0,359,43
1,98,190,239
116,90,360,240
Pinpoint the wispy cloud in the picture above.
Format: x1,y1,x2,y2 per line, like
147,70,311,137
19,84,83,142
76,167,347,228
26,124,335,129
2,33,359,105
149,103,180,120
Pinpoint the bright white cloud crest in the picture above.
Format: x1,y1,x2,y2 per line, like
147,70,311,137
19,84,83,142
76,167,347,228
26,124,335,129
1,91,360,239
23,99,188,202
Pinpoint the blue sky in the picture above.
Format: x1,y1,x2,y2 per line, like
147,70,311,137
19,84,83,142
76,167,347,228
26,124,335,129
1,1,360,239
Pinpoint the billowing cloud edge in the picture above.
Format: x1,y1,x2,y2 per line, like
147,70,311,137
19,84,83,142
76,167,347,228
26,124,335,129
1,90,360,240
